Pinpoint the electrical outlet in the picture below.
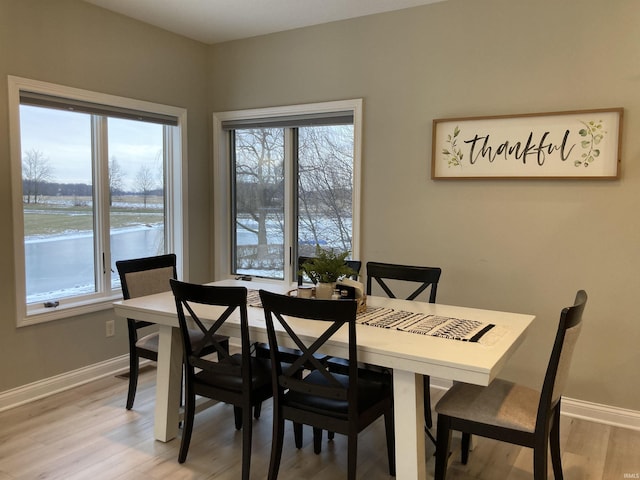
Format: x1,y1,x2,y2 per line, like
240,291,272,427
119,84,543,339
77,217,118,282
105,319,115,337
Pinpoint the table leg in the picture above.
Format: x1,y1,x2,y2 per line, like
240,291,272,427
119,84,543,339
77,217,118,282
393,369,427,480
154,324,183,442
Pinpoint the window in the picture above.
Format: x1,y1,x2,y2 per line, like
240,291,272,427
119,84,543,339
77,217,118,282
213,100,361,284
9,77,187,325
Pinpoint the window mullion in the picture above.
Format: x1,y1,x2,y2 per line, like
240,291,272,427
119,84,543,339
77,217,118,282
92,116,110,293
162,126,173,254
229,131,238,279
283,128,296,285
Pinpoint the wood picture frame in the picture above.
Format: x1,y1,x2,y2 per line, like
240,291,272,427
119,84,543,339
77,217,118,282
431,108,623,179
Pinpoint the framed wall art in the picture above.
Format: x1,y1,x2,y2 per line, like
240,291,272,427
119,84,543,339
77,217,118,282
431,108,623,179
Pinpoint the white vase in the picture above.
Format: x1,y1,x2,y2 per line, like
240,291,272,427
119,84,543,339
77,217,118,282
315,282,335,299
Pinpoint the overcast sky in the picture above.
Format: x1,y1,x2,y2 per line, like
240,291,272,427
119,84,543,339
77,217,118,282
20,105,163,190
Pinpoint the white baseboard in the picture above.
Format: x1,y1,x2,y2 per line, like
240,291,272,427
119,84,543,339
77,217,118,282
560,397,640,431
0,355,132,413
430,378,640,432
2,362,639,433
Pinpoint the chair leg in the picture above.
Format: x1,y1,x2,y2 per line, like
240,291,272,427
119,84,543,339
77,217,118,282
126,354,139,410
550,406,564,480
313,427,323,454
220,338,230,356
328,430,335,440
268,410,285,480
435,415,452,480
424,375,432,429
254,402,262,419
241,404,253,480
533,434,549,480
294,422,303,449
177,364,185,429
384,409,396,476
461,432,471,464
347,432,358,480
426,427,437,446
178,385,196,463
234,406,243,430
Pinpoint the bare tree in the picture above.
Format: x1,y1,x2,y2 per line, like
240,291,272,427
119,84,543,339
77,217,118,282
22,148,54,204
134,163,156,208
234,128,285,258
298,125,354,252
233,124,354,274
108,156,125,206
153,149,164,188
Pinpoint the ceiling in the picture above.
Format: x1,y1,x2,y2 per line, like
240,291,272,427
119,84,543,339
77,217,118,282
83,0,445,45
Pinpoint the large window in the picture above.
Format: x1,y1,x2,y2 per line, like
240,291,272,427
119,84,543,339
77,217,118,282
213,100,361,283
9,77,187,325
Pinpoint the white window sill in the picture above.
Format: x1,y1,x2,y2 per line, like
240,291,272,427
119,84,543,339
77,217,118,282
19,293,123,327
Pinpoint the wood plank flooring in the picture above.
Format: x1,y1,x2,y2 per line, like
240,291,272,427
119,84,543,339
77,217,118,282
0,367,638,479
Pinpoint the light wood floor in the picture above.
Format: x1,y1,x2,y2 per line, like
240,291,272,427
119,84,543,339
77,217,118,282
1,367,638,479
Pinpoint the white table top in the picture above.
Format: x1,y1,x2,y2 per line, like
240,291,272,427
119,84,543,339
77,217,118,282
113,278,534,387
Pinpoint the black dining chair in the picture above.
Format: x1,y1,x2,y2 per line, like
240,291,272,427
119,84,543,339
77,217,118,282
328,260,442,443
254,255,364,446
259,289,395,480
255,255,362,453
366,261,441,302
170,280,273,480
434,290,587,480
116,254,229,410
367,261,442,435
256,253,366,365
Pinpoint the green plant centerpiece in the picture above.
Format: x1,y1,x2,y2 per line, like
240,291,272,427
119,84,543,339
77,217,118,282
300,245,356,299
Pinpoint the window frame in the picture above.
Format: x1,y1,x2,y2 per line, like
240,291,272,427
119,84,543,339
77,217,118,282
212,99,362,284
8,76,188,326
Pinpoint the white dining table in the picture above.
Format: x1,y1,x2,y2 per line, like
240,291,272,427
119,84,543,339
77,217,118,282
113,279,534,480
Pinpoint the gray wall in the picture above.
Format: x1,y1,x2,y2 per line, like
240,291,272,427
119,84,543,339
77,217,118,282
209,0,639,411
0,0,211,388
1,0,639,413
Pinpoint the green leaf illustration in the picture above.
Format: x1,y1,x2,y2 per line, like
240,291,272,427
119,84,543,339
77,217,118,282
443,125,464,167
577,119,607,167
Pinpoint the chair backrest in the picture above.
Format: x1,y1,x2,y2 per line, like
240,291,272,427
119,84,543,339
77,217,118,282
259,290,359,406
366,261,442,302
537,290,587,428
297,256,362,285
116,254,177,330
117,253,177,299
170,279,250,380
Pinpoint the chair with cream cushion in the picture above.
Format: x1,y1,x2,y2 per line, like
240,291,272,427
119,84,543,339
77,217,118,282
116,254,229,410
434,290,587,480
